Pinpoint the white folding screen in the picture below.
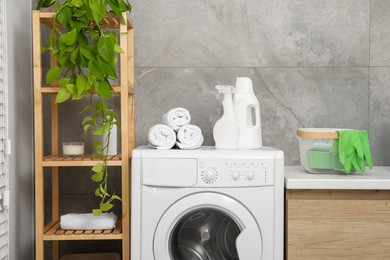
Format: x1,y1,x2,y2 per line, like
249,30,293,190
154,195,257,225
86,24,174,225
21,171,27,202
0,0,9,259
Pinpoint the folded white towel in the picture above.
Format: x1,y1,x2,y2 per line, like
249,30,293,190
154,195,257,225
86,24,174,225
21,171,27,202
60,213,117,230
148,124,176,150
176,124,204,150
162,107,191,131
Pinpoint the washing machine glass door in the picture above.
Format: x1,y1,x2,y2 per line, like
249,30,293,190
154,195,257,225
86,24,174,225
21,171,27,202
154,193,263,260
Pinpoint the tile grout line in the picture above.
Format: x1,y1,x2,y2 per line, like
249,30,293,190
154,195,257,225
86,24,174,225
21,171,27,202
368,0,372,133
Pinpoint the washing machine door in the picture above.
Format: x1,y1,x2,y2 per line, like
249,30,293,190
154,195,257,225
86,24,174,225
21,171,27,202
154,193,262,260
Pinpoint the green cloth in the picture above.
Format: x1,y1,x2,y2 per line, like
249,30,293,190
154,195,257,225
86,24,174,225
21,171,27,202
336,130,373,173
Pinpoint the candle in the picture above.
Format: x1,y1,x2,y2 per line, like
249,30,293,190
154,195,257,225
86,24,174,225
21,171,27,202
62,142,84,158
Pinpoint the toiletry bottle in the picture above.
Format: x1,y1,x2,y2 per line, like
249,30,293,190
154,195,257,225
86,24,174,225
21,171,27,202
234,77,262,149
213,85,238,149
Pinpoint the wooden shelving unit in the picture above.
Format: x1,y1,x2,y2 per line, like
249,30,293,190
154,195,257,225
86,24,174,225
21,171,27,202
32,10,134,260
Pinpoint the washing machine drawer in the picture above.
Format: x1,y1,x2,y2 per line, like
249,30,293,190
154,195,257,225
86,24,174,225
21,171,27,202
142,158,197,187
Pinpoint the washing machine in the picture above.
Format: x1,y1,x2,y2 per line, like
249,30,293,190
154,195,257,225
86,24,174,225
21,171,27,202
131,146,284,260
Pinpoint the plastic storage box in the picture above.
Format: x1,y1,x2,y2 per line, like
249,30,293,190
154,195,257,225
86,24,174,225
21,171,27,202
297,128,346,174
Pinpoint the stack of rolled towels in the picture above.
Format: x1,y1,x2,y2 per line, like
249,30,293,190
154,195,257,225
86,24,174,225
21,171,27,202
148,107,204,150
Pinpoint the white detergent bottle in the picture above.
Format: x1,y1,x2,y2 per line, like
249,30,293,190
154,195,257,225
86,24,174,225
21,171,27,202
234,77,262,149
213,85,238,149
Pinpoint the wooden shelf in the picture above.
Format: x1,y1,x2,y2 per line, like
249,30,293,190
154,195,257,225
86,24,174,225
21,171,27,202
39,11,133,30
33,9,134,259
43,219,122,241
42,154,122,167
41,83,134,94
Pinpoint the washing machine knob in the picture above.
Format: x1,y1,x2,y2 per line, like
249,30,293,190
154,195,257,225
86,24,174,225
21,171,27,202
205,169,217,182
246,171,255,180
232,171,240,180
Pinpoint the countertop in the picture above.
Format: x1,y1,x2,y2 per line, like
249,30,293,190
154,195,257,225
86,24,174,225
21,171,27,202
285,166,390,190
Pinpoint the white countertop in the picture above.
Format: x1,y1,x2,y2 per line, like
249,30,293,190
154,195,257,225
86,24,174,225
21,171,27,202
285,166,390,190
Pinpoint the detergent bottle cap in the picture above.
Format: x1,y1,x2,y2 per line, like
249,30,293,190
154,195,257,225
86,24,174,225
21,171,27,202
235,77,253,93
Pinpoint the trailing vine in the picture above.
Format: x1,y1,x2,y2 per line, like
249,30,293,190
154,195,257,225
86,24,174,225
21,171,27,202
36,0,131,215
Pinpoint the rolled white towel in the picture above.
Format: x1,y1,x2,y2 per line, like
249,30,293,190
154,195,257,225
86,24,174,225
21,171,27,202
162,107,191,131
176,124,204,150
148,124,176,150
60,212,117,230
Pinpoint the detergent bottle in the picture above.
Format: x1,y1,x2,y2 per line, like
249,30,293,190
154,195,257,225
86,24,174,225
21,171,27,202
234,77,262,149
213,85,238,149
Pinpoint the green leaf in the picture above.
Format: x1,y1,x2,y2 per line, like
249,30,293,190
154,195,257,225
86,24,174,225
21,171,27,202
98,58,117,78
91,171,103,182
58,77,71,87
108,0,123,22
111,194,122,201
93,122,110,136
118,0,130,11
70,0,84,8
92,150,105,158
84,124,91,132
56,7,72,26
92,209,102,216
95,80,112,98
88,59,105,80
106,110,118,119
95,187,102,197
81,116,92,125
55,88,71,103
69,20,85,32
87,73,97,85
98,37,115,63
46,66,61,84
99,185,109,196
72,8,88,17
93,139,103,149
89,0,106,23
90,31,99,40
61,28,77,46
76,75,88,96
100,203,114,212
92,163,104,173
65,83,76,94
80,105,94,114
70,51,79,64
114,43,124,54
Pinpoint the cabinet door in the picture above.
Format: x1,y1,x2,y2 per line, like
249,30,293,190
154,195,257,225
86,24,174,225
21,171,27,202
287,199,390,259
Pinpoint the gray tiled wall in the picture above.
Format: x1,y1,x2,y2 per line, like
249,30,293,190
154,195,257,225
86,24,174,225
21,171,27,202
133,0,390,165
42,0,390,257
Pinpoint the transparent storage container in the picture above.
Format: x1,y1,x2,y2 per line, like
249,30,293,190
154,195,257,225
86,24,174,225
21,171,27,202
297,128,347,174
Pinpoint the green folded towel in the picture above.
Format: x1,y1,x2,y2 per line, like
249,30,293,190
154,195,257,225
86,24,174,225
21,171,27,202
336,130,373,174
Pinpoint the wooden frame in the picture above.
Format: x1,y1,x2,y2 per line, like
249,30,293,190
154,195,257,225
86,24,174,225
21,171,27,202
32,10,134,260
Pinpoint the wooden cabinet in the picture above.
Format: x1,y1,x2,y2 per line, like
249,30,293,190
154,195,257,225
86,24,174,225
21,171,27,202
285,189,390,259
32,11,134,260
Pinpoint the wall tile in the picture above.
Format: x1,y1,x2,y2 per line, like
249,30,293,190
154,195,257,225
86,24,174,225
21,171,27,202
369,67,390,165
132,0,369,67
135,67,369,165
370,0,390,66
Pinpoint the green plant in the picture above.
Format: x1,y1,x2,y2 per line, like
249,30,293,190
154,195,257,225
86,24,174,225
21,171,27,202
36,0,131,215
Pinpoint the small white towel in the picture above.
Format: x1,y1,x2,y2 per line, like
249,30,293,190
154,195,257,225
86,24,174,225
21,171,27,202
162,107,191,131
148,124,176,150
176,124,204,150
60,212,117,230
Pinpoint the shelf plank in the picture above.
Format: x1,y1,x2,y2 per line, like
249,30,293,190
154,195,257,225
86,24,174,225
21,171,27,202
42,154,122,167
39,11,133,30
41,85,133,95
43,220,123,241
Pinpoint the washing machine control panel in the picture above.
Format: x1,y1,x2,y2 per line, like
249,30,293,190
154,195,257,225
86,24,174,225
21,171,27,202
198,158,274,187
